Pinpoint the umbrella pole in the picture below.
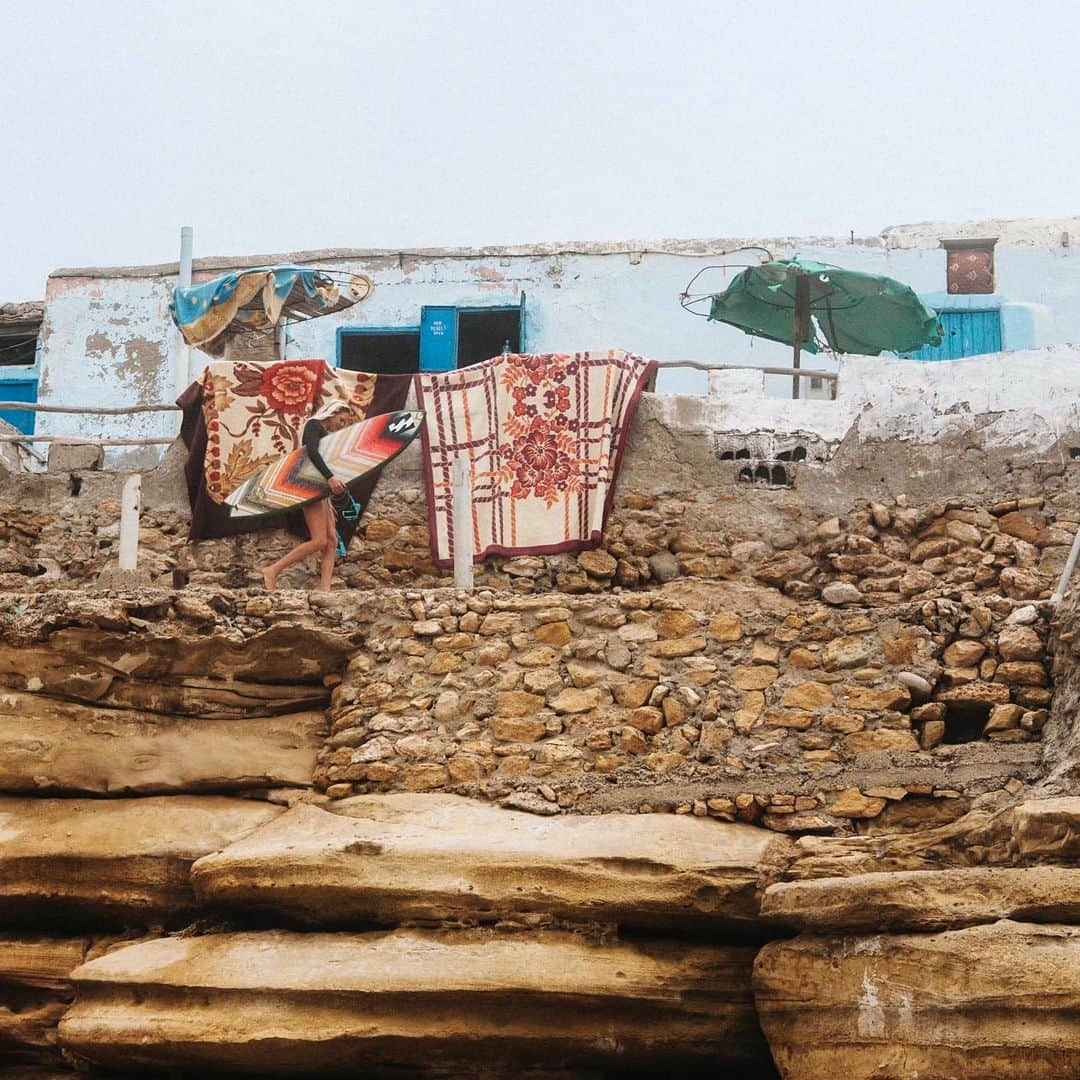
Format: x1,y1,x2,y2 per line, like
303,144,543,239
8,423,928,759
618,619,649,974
791,274,809,400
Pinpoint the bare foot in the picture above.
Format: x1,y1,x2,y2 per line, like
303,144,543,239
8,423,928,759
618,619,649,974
261,566,277,590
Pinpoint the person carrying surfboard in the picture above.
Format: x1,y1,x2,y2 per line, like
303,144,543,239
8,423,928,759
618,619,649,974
261,400,358,591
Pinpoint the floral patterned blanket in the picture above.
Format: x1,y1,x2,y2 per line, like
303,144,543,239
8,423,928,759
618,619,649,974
413,350,656,566
178,359,411,540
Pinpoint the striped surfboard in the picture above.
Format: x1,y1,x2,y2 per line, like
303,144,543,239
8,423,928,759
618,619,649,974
225,410,424,519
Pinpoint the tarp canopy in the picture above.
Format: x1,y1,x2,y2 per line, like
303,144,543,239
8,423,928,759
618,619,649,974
171,266,361,357
706,258,941,356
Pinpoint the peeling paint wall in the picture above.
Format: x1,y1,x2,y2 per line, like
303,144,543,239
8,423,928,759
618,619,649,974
32,224,1080,463
36,276,178,466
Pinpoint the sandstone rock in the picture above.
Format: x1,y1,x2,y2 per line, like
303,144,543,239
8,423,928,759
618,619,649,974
708,613,743,641
0,796,281,925
993,660,1048,686
577,548,617,578
1000,566,1051,600
753,921,1080,1080
998,510,1046,543
943,639,986,667
550,687,609,714
836,685,911,711
935,680,1011,705
997,624,1044,660
828,789,886,818
984,702,1024,733
780,682,834,709
920,719,946,749
733,665,779,690
0,692,323,795
0,934,92,1066
821,634,871,671
192,794,795,930
821,582,862,606
656,609,697,639
62,929,771,1075
489,716,547,742
755,551,814,588
494,690,544,717
841,729,919,753
649,635,706,658
761,867,1080,932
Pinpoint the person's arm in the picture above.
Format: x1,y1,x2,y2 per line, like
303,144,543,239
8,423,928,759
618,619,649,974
301,419,334,479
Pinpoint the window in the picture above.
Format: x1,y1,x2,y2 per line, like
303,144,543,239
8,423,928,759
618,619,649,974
0,311,41,434
0,331,37,367
943,238,996,295
456,307,522,368
339,300,527,373
338,328,420,375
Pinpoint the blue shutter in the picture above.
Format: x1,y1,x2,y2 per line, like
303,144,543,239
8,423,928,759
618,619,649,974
419,306,458,372
0,378,37,434
901,310,1001,361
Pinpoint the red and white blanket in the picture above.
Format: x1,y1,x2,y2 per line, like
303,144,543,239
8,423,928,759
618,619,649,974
414,349,656,566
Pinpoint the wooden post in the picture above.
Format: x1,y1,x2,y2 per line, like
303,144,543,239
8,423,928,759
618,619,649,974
451,456,474,590
118,475,142,571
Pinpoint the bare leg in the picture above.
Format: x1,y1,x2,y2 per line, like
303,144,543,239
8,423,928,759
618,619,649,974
317,501,338,591
261,502,329,589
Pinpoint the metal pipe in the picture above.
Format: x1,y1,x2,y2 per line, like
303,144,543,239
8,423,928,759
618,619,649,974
175,225,194,399
0,402,180,414
652,362,837,381
0,435,176,445
1051,525,1080,605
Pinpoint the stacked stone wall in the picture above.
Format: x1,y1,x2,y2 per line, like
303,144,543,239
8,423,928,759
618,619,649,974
315,582,1053,832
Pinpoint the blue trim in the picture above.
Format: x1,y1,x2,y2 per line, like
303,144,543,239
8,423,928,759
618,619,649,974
335,325,420,368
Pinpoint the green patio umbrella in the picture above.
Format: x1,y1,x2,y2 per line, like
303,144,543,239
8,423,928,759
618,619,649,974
690,258,940,398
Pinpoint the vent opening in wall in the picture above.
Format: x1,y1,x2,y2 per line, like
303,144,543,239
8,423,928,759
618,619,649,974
942,702,991,744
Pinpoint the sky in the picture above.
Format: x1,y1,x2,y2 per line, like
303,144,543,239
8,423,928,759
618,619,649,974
2,0,1078,300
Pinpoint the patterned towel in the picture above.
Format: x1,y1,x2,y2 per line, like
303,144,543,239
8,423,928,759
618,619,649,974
414,350,656,566
178,359,411,540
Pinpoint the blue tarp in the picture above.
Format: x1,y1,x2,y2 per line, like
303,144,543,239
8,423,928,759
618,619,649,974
170,265,337,356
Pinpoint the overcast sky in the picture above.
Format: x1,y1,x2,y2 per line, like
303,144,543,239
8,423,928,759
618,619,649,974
2,0,1077,299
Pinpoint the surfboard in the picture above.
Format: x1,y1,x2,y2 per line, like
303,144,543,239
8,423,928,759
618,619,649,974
225,409,424,520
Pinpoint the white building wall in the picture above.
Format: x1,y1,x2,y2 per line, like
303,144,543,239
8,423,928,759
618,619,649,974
30,218,1080,463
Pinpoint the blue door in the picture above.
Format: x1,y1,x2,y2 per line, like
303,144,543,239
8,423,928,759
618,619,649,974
0,378,37,434
903,309,1002,361
419,306,458,372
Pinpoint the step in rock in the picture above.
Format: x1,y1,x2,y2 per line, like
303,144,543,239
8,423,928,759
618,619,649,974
61,929,772,1075
0,796,282,926
753,920,1080,1080
0,691,323,795
761,866,1080,932
0,935,91,1067
784,796,1080,880
192,793,795,930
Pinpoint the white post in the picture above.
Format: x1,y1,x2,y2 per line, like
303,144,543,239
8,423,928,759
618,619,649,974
451,456,474,589
277,319,287,361
174,226,194,399
118,474,142,571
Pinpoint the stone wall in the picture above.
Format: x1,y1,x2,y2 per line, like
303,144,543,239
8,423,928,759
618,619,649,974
315,583,1053,831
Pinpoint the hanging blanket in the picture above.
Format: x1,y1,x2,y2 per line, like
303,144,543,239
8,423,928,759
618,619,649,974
178,359,411,540
414,349,656,567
